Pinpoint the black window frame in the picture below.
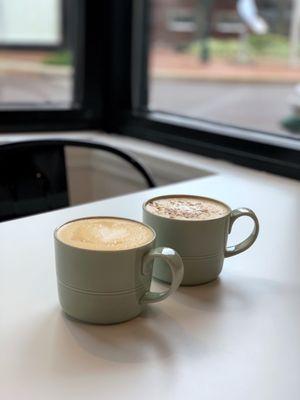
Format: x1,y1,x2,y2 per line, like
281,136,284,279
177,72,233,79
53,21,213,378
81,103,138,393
1,0,300,181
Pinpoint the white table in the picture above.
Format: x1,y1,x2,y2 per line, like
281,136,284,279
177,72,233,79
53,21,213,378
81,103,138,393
1,174,300,400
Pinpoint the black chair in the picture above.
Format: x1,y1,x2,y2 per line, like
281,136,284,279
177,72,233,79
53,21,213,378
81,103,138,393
0,139,156,222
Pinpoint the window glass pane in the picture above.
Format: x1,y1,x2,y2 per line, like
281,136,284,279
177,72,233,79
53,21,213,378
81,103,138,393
148,0,300,136
0,0,76,108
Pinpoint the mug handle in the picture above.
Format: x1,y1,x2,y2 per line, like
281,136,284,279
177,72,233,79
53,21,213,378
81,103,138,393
140,247,184,304
225,208,259,258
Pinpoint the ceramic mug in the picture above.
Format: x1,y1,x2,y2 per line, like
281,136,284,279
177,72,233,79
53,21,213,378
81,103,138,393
54,216,184,324
143,195,259,286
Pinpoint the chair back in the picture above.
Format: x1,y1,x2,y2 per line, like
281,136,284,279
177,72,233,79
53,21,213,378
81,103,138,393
0,139,155,222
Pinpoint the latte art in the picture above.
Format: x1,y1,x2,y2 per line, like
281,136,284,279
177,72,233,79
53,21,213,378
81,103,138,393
146,196,229,221
57,218,154,250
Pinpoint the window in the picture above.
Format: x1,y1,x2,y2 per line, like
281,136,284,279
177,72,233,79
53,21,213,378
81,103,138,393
113,0,300,181
2,1,300,181
147,0,299,138
0,0,73,108
0,1,103,131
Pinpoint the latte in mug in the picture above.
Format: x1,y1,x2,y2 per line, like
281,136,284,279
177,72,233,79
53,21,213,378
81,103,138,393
145,196,229,221
57,217,154,251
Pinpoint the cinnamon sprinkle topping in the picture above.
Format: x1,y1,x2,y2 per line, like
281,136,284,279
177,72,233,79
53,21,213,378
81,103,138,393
146,197,228,221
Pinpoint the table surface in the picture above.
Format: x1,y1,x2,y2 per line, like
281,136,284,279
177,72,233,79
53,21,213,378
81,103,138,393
1,174,300,400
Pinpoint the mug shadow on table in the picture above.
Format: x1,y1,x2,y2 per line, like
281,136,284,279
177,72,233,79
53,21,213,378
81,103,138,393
175,277,251,312
173,270,283,313
63,305,203,364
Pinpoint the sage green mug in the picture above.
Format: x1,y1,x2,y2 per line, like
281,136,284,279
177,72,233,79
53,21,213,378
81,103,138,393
143,195,259,286
54,217,184,324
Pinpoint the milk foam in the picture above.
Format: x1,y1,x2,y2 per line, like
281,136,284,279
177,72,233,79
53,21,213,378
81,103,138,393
57,218,154,250
146,197,229,221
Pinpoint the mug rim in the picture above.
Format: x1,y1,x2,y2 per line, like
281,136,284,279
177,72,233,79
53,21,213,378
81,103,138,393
143,194,231,223
54,216,156,253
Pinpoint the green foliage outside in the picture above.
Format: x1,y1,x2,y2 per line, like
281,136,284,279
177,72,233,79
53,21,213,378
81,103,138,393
43,35,289,66
43,50,72,66
187,34,289,61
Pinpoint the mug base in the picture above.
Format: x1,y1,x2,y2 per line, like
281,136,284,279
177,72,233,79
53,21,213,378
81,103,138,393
180,276,220,286
62,309,142,325
154,275,220,286
154,257,223,286
57,282,145,325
